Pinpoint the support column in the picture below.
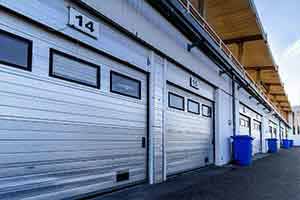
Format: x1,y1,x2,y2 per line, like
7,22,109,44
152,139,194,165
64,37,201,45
261,112,269,153
215,87,234,166
148,51,165,184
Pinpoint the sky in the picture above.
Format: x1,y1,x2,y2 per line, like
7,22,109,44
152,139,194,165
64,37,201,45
253,0,300,106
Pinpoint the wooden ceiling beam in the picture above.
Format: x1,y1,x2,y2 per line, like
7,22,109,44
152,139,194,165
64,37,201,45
269,93,286,96
275,100,289,103
223,34,264,45
244,65,275,71
263,83,282,86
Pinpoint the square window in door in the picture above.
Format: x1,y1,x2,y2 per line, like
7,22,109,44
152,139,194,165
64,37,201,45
168,92,185,111
202,104,212,117
110,71,141,99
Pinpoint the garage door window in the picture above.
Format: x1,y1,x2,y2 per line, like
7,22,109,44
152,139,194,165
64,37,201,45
110,71,141,99
240,117,250,128
187,99,200,114
50,49,100,88
168,92,184,111
0,30,32,71
274,127,277,137
254,123,261,130
202,104,211,117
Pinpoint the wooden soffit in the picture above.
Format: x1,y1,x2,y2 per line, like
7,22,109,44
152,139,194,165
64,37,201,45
203,0,292,112
206,0,261,40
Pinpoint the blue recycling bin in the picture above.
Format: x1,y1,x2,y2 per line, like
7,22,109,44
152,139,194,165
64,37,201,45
231,135,253,166
282,139,290,149
289,140,294,148
266,138,278,153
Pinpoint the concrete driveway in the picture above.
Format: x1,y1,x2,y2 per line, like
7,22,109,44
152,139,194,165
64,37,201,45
89,148,300,200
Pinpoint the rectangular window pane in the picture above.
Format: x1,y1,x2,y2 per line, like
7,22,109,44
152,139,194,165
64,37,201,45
293,126,296,135
111,71,141,99
168,92,184,110
50,50,100,88
202,104,212,117
0,30,31,70
187,99,200,114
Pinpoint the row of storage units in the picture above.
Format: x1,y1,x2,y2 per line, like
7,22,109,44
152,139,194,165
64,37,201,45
0,0,291,199
0,10,216,198
238,101,291,158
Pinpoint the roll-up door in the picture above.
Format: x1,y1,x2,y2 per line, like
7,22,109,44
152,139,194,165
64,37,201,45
269,121,279,149
252,120,262,155
0,51,148,199
239,114,250,135
166,84,214,176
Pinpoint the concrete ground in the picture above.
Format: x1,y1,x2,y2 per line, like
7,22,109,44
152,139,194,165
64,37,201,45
90,148,300,200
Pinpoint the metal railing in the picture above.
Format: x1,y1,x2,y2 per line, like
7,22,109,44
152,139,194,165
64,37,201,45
178,0,283,116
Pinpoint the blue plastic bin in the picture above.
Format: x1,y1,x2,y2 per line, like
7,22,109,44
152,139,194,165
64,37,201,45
266,138,278,153
290,140,294,148
282,139,290,149
231,135,253,166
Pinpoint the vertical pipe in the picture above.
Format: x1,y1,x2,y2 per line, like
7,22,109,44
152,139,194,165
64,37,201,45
279,120,282,144
232,76,236,136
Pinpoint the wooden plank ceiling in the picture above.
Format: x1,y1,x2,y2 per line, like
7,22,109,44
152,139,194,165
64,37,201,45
194,0,292,118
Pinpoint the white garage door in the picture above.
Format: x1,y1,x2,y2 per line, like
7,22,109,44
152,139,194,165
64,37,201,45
166,84,214,176
269,121,279,148
239,114,250,135
252,120,262,155
0,50,148,199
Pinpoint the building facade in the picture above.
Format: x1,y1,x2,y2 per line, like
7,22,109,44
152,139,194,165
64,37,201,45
290,106,300,145
0,0,292,199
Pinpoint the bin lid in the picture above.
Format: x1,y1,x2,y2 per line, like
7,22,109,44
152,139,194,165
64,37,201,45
266,138,277,141
231,135,253,140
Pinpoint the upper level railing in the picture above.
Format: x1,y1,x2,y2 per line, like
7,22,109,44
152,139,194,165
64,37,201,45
177,0,285,118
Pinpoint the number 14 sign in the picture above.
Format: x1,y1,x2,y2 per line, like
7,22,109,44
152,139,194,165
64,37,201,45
68,7,99,39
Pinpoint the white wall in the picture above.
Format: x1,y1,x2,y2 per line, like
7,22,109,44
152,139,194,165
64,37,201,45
290,108,300,146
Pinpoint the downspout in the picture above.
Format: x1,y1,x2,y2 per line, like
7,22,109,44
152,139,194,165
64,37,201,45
232,76,236,136
279,120,282,143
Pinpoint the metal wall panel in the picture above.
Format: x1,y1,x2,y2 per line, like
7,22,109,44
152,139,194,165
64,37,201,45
166,84,214,176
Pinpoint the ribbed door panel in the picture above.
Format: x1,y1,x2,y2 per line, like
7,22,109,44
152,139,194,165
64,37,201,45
252,121,262,155
166,85,214,176
0,65,148,199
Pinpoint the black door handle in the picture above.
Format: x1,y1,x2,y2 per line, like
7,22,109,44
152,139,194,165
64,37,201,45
142,137,146,148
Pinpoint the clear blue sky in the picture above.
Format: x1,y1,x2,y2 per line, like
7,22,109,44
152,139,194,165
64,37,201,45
254,0,300,106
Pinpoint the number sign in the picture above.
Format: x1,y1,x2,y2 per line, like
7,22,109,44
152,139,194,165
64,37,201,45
68,7,99,39
190,76,200,89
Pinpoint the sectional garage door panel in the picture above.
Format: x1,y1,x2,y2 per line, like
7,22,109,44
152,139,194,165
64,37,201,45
252,120,262,155
0,65,148,199
166,84,214,176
